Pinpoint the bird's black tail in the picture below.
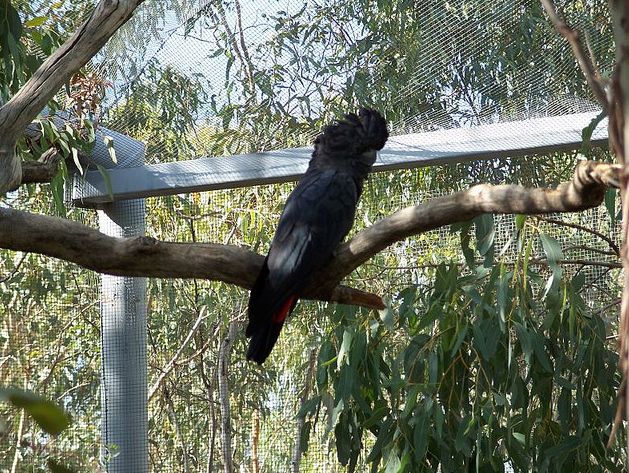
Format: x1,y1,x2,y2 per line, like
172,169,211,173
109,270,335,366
246,257,299,364
246,294,297,364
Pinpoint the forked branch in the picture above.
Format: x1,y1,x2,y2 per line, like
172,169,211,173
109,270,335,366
0,161,618,309
541,0,608,111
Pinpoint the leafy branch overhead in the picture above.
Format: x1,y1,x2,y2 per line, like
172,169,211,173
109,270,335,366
0,0,145,193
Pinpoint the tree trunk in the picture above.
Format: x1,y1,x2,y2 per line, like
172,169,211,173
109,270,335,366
251,410,260,473
218,319,238,473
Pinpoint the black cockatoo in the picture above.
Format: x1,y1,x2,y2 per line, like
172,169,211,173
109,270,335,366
245,108,388,364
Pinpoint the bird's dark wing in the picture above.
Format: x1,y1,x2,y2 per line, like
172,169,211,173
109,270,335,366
246,168,359,362
269,169,359,281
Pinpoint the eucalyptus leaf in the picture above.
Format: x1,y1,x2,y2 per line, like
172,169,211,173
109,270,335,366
0,388,70,435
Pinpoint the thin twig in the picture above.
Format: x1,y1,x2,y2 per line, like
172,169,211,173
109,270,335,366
0,252,28,283
529,258,622,269
541,0,608,111
175,337,213,366
593,298,622,318
535,215,620,256
563,244,618,258
148,307,208,402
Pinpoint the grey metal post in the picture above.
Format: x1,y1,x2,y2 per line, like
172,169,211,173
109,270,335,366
98,200,147,472
76,128,148,472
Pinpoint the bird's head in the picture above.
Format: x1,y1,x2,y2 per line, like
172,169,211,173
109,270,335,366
311,108,388,171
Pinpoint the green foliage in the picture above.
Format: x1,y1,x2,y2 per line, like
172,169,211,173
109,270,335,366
313,216,622,472
47,458,77,473
0,0,23,96
0,387,78,471
0,387,70,435
0,0,94,101
0,1,106,216
106,60,210,162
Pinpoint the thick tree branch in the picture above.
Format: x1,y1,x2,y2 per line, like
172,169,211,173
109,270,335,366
0,0,145,193
0,204,383,309
0,161,619,308
17,149,62,187
310,160,619,293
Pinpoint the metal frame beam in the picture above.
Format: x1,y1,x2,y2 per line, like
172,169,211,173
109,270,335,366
73,112,608,207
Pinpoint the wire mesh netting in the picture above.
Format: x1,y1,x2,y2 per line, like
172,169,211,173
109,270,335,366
1,0,622,472
92,0,613,160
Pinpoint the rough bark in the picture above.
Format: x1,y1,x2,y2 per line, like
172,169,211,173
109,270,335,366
0,160,619,309
541,0,608,110
0,0,145,193
16,149,62,188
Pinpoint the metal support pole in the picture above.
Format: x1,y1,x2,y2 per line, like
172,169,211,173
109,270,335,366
98,200,147,472
76,128,148,472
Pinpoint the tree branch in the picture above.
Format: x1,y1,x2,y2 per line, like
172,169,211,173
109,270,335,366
218,318,238,473
0,204,384,309
148,307,207,402
18,148,62,187
0,0,145,193
541,0,609,111
0,161,619,309
310,160,619,293
534,215,620,256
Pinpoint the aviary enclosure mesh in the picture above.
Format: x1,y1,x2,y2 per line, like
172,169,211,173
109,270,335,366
0,0,620,471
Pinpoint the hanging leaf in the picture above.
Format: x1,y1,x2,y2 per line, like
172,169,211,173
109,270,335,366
539,233,563,267
0,388,70,435
71,147,83,175
95,164,114,201
103,135,117,164
580,109,606,153
413,411,429,461
366,418,394,462
299,421,311,454
337,329,353,368
605,188,617,226
0,0,22,46
335,412,351,465
474,214,495,265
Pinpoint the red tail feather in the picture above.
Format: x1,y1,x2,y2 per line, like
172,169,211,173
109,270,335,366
272,295,297,324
